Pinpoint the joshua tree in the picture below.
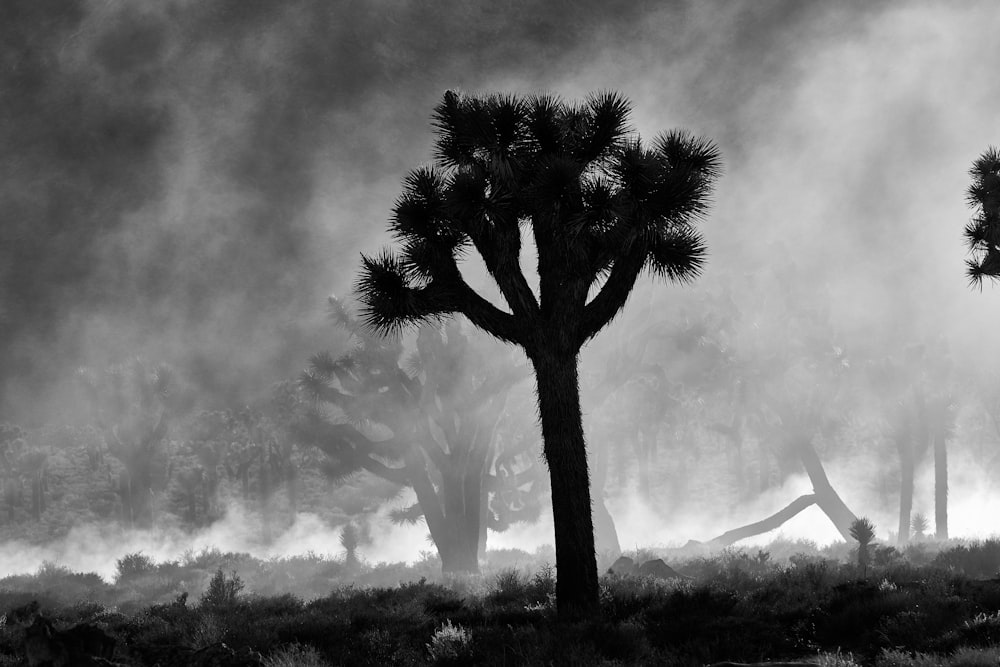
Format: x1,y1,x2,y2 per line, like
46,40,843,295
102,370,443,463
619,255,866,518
354,90,721,615
850,516,876,578
298,300,529,574
964,146,1000,287
78,360,174,529
341,522,361,568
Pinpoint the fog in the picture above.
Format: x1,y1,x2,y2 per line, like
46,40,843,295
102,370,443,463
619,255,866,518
2,1,1000,578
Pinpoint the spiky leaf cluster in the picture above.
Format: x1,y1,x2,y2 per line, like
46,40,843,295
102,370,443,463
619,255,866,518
965,146,1000,288
849,516,876,546
357,90,721,349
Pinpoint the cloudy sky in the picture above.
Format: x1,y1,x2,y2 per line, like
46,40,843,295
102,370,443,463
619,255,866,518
2,0,998,424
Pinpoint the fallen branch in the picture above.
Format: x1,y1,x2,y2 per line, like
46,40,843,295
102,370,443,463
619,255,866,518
709,494,817,547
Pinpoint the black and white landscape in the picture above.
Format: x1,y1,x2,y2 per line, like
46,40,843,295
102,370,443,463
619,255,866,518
1,2,1000,665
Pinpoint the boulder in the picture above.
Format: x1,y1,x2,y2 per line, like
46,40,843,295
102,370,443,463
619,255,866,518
608,556,638,576
637,558,689,580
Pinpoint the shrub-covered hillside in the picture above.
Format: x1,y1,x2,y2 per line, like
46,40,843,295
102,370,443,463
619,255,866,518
4,540,1000,666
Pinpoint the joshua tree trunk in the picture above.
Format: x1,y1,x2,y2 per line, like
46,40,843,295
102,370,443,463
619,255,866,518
532,350,598,616
710,494,817,547
897,439,914,545
286,466,297,515
797,439,857,542
934,431,948,540
758,439,772,494
408,452,485,575
634,427,655,504
30,475,42,521
440,469,484,573
710,438,858,545
589,438,621,558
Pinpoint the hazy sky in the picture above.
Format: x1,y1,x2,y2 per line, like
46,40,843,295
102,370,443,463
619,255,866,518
3,0,998,424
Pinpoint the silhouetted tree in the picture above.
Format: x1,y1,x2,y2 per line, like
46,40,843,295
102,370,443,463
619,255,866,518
298,300,528,573
964,146,1000,287
850,516,876,578
706,268,863,547
354,90,721,615
78,360,174,529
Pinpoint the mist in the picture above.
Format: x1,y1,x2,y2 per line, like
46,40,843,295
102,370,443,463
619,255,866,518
3,0,1000,584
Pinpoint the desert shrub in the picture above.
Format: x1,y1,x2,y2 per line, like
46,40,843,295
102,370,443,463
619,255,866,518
115,552,156,583
265,642,331,667
426,619,473,666
948,646,1000,666
946,610,1000,648
815,582,912,652
934,539,1000,578
24,562,110,604
484,548,533,571
486,567,527,605
240,593,304,618
586,619,650,663
270,607,353,656
600,573,685,622
200,568,244,608
817,649,862,666
524,563,556,609
904,542,935,567
422,587,465,616
642,583,794,661
877,646,1000,667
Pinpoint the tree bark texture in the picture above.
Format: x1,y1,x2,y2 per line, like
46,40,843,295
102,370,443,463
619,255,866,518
532,351,599,617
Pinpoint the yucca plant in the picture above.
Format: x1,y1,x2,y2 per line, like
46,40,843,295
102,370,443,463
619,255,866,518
850,517,877,577
911,512,929,540
341,522,360,568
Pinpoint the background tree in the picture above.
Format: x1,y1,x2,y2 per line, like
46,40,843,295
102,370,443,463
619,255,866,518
297,300,528,573
964,146,1000,287
78,360,176,529
355,90,720,615
850,516,876,578
705,266,863,547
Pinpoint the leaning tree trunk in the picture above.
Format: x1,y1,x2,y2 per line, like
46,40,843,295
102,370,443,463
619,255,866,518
709,437,858,545
934,430,948,540
797,439,857,542
532,350,598,617
710,494,817,547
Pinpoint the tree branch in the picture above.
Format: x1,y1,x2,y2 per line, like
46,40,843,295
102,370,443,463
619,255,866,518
447,277,524,345
468,226,540,321
359,454,409,485
578,245,646,346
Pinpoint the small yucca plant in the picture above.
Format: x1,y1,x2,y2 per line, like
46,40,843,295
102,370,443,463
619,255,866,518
341,523,360,568
850,517,876,578
911,513,929,540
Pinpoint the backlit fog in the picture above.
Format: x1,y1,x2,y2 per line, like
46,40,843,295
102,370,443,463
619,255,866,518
2,0,999,579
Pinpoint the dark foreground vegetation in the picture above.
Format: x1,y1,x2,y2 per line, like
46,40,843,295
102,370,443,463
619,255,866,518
4,539,1000,666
